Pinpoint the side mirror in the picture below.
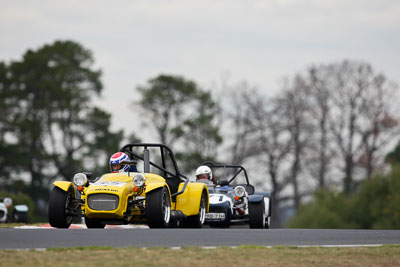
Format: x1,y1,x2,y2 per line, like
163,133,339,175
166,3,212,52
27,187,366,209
245,184,255,195
217,180,229,186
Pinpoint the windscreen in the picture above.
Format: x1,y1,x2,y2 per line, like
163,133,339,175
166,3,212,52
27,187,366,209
210,166,248,185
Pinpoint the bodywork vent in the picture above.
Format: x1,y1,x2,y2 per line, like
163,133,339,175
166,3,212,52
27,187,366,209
88,194,119,211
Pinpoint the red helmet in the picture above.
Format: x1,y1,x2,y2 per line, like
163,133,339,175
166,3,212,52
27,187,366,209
109,152,130,172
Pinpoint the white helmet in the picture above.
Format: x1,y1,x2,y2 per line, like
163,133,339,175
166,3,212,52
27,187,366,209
195,165,212,181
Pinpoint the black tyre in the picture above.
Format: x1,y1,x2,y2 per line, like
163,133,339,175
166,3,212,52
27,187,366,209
168,220,179,228
48,187,74,228
146,187,171,228
249,201,266,229
85,217,106,229
181,191,207,228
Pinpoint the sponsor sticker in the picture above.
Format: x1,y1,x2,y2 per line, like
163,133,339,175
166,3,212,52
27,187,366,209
93,181,126,187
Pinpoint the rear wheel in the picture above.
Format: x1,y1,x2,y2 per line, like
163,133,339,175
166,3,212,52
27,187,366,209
146,187,171,228
85,217,106,229
48,187,74,228
249,201,265,229
181,191,207,228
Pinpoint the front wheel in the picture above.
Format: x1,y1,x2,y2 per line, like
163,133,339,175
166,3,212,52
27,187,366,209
249,201,266,229
146,187,171,228
181,191,207,228
48,187,74,228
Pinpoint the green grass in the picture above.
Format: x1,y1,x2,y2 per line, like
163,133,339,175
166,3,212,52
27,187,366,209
1,246,400,267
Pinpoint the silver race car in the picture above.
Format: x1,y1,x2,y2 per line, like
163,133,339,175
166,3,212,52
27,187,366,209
201,162,271,228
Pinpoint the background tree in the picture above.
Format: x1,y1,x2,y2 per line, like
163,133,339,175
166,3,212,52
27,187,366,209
305,65,335,189
225,88,292,227
136,75,197,147
135,74,222,172
0,62,24,185
357,73,398,178
220,60,399,227
310,60,399,193
177,90,223,172
222,83,262,166
275,77,314,210
0,40,123,214
326,61,367,194
386,141,400,165
288,165,400,229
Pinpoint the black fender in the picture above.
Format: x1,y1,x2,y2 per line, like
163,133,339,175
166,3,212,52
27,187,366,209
248,195,264,203
248,192,270,203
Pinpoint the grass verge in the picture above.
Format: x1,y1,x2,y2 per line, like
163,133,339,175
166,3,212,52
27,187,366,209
1,245,400,267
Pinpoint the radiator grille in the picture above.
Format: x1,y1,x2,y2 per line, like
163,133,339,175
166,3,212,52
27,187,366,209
88,194,119,211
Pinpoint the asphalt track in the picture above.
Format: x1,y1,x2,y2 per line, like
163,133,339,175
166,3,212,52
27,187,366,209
1,228,400,249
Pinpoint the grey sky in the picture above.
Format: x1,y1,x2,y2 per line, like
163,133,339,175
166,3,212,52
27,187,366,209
1,0,399,138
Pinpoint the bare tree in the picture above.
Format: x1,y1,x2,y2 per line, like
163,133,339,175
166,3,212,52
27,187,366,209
218,60,399,227
238,89,292,228
314,60,400,193
306,66,335,189
326,61,370,193
222,81,314,226
224,86,263,165
275,76,314,210
357,73,399,177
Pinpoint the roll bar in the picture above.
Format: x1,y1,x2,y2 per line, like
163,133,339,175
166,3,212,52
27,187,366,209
120,143,189,197
201,161,250,185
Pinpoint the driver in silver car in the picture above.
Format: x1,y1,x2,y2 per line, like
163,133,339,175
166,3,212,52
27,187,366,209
195,165,215,185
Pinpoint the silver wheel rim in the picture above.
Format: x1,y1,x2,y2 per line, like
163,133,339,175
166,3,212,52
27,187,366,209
262,211,266,228
162,191,171,224
65,190,73,224
199,197,206,224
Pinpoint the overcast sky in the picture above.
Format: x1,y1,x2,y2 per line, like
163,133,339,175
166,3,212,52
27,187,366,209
1,0,399,138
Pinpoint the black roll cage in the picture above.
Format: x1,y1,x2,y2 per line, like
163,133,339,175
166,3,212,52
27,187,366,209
202,161,251,185
120,143,189,197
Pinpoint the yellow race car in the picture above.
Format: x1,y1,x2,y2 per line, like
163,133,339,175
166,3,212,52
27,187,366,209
48,143,209,228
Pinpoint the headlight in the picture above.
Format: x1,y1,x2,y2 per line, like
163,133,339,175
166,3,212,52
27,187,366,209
73,173,88,186
234,186,246,197
133,173,146,187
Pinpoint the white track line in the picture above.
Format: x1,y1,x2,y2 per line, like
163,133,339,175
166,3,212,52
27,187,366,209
144,244,387,250
3,244,390,251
